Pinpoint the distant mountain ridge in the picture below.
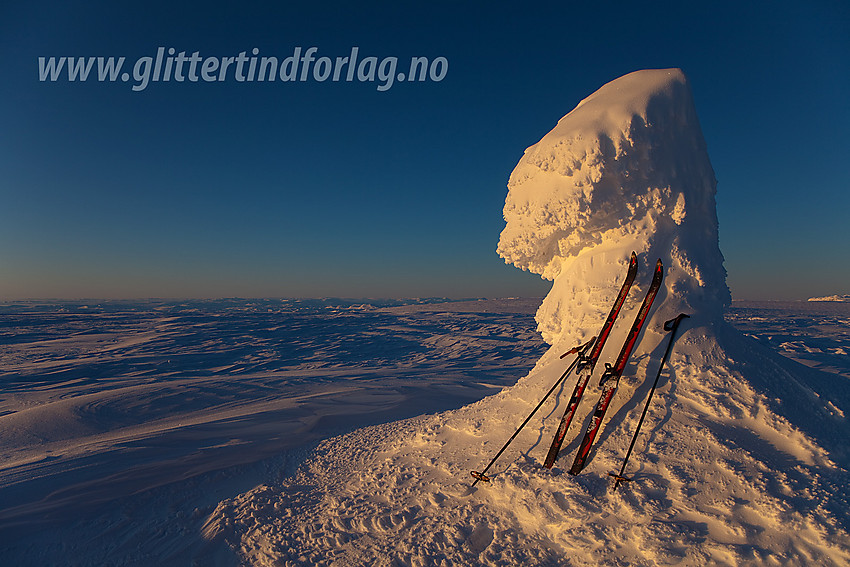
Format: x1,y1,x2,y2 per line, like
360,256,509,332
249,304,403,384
808,294,850,302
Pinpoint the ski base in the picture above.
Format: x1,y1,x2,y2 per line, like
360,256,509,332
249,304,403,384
542,371,591,469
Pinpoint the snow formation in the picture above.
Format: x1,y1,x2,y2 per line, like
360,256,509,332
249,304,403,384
204,69,850,565
498,68,728,345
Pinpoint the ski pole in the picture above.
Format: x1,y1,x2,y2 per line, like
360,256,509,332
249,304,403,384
470,337,595,487
609,313,690,489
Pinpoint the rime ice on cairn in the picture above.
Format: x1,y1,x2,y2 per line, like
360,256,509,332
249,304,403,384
498,68,729,346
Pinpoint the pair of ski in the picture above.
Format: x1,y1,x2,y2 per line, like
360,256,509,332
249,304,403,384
468,252,662,487
544,252,663,475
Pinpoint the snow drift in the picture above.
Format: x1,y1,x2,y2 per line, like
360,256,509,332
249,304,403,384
205,69,850,565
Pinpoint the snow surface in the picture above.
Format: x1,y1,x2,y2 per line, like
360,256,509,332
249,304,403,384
0,298,546,564
202,69,849,565
1,301,848,565
3,68,849,566
727,300,850,380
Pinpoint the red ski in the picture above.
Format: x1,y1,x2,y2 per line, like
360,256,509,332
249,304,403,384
543,252,638,469
570,259,664,475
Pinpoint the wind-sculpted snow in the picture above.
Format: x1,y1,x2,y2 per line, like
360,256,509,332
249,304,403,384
0,298,546,563
204,70,849,566
726,300,850,380
498,68,729,344
207,303,850,566
1,299,848,565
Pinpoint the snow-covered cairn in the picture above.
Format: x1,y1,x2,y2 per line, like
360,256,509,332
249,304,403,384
498,68,729,346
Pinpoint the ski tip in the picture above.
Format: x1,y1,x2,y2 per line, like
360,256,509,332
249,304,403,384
470,471,491,483
626,252,638,275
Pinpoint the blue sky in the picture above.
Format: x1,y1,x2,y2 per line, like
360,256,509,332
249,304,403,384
1,1,847,300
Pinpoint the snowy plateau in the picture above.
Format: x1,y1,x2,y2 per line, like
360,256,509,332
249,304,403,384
2,69,849,566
